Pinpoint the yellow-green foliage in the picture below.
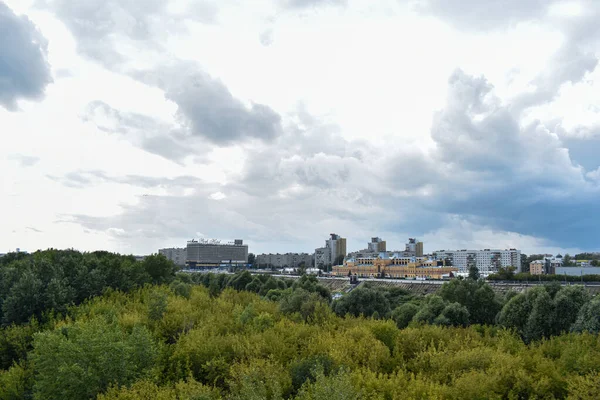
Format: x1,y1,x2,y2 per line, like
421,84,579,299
2,284,600,400
97,379,221,400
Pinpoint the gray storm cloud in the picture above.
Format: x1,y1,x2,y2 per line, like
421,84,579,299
0,2,52,110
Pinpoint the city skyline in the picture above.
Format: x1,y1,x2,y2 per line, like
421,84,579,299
2,0,600,257
0,231,591,258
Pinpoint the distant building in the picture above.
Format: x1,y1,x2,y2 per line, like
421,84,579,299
433,249,521,276
368,237,387,253
347,237,423,260
255,253,313,268
186,239,248,268
333,252,456,280
405,238,423,257
315,233,347,268
159,247,187,266
556,266,600,276
530,257,562,275
314,247,329,268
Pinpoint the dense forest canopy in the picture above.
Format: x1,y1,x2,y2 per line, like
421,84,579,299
1,250,600,399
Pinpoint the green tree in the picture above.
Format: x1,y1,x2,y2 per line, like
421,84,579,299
2,271,44,325
563,254,574,266
142,254,177,285
413,295,446,324
292,275,331,302
247,253,256,267
0,361,33,400
552,286,589,335
521,253,529,273
0,318,40,370
468,266,480,281
295,370,360,400
523,290,554,342
290,355,336,393
436,302,470,327
332,288,391,318
279,289,326,321
438,279,501,325
391,303,419,329
571,297,600,334
31,318,159,400
229,271,253,291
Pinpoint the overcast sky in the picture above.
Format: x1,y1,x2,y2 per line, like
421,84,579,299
2,0,600,256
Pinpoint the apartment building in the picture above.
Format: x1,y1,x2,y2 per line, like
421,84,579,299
255,252,313,268
314,233,347,268
405,238,424,257
158,247,187,266
367,237,387,253
433,249,521,275
530,257,563,275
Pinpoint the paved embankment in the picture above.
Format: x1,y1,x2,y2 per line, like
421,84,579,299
182,270,600,295
314,277,600,295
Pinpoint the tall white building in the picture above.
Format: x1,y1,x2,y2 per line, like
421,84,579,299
433,249,521,276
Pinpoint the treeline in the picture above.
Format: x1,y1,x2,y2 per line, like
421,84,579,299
2,283,600,399
0,249,177,326
192,272,600,343
2,250,600,399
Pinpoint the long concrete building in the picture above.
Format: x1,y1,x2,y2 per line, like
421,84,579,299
433,249,521,276
255,253,313,268
186,239,248,268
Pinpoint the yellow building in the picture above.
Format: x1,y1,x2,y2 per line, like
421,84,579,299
332,255,458,279
530,260,545,275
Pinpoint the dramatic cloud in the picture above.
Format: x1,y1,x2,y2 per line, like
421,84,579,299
38,0,218,67
81,100,201,163
57,67,600,251
425,69,600,248
82,63,284,159
514,44,598,110
5,0,600,255
134,62,283,145
0,2,52,110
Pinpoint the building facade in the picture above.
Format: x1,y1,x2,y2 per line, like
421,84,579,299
159,247,187,266
405,238,424,257
367,237,387,253
333,253,457,279
315,233,347,268
555,266,600,276
186,239,248,268
530,257,562,275
433,249,522,276
255,253,313,268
